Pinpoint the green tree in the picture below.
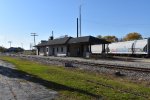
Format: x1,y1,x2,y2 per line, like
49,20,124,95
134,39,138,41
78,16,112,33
97,35,102,39
0,46,6,52
123,32,142,41
102,35,118,42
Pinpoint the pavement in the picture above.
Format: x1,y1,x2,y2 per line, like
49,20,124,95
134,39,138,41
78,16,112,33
0,60,57,100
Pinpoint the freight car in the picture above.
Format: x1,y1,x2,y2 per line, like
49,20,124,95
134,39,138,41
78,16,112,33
91,38,150,57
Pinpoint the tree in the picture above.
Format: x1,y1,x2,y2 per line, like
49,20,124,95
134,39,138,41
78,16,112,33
102,35,118,42
123,32,142,41
6,47,24,53
97,35,102,39
0,46,6,52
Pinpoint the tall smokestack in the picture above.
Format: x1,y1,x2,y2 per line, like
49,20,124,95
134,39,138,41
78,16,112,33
52,31,53,37
49,31,54,40
77,18,79,38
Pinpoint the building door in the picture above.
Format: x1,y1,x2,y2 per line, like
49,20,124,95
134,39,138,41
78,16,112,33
52,48,55,55
77,45,84,57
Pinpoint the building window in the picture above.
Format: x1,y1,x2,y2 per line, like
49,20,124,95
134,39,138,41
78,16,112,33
57,48,59,52
61,47,63,52
52,48,55,54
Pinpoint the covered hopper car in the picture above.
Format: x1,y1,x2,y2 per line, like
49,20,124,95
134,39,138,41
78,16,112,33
91,38,150,57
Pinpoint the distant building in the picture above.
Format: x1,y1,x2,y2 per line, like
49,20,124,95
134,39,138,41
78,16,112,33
6,47,24,53
35,36,109,57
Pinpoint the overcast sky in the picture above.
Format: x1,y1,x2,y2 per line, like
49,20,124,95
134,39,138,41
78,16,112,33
0,0,150,49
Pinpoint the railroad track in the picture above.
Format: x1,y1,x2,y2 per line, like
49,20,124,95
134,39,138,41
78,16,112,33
7,54,150,73
71,61,150,73
39,56,150,73
45,57,150,73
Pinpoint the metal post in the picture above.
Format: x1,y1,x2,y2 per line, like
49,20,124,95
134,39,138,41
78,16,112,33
147,38,150,57
79,5,82,37
77,18,79,38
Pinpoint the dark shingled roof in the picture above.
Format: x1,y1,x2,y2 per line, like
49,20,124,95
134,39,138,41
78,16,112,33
68,36,110,44
35,36,109,47
35,37,72,47
47,37,72,45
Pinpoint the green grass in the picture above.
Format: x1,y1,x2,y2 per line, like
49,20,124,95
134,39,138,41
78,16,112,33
0,56,150,100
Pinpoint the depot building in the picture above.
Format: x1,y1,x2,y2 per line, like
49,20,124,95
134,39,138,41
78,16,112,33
35,35,109,58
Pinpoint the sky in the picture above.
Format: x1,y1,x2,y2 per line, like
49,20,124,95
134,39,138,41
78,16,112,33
0,0,150,50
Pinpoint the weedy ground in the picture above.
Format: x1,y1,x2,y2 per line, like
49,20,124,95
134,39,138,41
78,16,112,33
0,56,150,100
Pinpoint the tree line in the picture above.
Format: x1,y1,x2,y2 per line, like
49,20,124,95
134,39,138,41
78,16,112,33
97,32,143,42
0,47,24,53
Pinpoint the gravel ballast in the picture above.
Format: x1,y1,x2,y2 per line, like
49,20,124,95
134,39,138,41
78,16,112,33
8,54,150,83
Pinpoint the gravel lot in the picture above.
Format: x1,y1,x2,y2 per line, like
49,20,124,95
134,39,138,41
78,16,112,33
0,60,57,100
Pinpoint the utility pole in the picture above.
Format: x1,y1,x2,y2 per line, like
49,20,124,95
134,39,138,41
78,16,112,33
8,41,12,48
31,33,38,46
